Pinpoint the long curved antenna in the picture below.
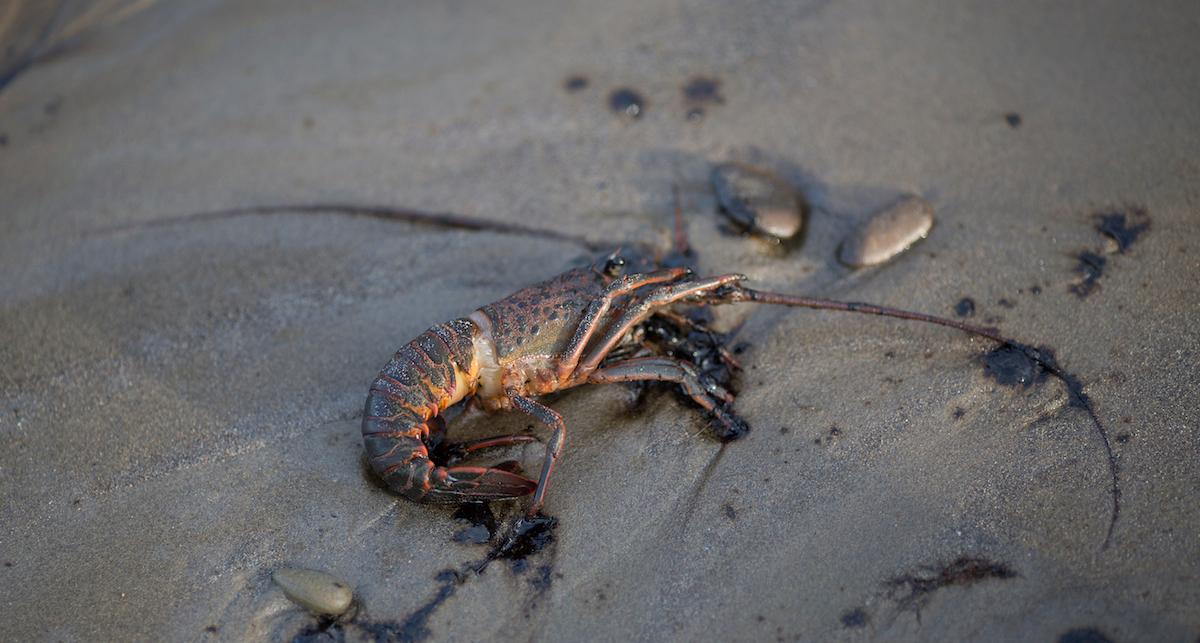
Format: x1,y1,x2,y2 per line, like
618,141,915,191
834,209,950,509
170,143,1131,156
720,285,1120,550
730,289,1009,343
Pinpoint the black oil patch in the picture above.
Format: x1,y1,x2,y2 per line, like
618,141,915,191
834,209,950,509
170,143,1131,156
394,570,462,641
683,77,724,103
1095,208,1150,253
451,502,497,544
982,345,1044,387
608,88,646,119
682,76,724,120
298,511,560,643
1068,206,1149,297
1069,251,1107,298
954,297,976,317
840,607,869,628
527,564,555,595
1057,627,1115,643
484,512,559,572
290,569,462,643
563,75,589,92
290,615,340,642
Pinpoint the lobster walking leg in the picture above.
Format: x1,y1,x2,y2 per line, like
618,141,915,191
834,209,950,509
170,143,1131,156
556,266,691,385
588,357,747,437
453,434,540,454
437,434,540,466
509,392,567,517
575,274,747,377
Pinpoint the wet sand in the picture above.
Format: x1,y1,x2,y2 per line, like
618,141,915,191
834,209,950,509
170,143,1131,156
1,1,1198,640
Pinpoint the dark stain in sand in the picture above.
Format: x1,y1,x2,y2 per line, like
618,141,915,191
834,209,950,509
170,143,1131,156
452,502,497,544
884,556,1017,615
682,76,724,120
982,345,1044,387
294,512,560,642
1069,250,1107,298
1004,112,1022,128
1095,208,1150,253
563,75,589,92
840,607,869,628
527,564,555,594
484,512,559,572
291,569,461,643
1069,206,1150,298
683,77,724,103
609,88,646,118
1057,627,1115,643
393,569,463,642
954,297,976,317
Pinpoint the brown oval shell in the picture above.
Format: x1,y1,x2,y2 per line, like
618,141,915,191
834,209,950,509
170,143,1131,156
838,195,934,267
711,162,806,240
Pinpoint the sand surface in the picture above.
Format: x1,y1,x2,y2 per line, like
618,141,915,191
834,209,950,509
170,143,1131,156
1,1,1198,640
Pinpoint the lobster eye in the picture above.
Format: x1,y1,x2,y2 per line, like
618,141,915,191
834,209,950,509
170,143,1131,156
603,256,626,277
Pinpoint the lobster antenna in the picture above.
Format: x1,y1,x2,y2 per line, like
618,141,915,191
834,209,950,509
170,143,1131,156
726,285,1121,550
730,288,1007,344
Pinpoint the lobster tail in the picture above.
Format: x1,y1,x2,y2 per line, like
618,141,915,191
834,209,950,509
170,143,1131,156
361,319,537,502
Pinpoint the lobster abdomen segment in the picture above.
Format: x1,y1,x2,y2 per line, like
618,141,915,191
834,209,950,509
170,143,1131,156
361,319,537,502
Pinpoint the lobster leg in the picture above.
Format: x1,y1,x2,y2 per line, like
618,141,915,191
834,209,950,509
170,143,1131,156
454,434,539,453
436,434,540,466
588,357,747,438
555,267,691,385
574,274,747,378
425,462,539,502
509,392,567,517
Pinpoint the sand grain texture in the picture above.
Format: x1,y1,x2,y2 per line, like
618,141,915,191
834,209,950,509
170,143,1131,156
1,1,1198,641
